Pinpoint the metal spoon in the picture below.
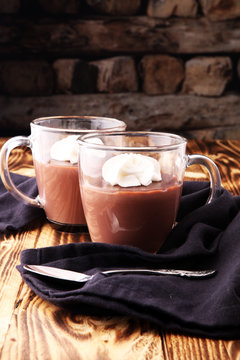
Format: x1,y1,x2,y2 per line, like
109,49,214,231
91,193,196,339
23,264,216,282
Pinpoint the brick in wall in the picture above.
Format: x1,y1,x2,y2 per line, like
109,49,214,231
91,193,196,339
140,55,184,95
91,56,138,93
200,0,240,21
182,56,232,96
53,59,98,94
0,61,53,96
147,0,198,18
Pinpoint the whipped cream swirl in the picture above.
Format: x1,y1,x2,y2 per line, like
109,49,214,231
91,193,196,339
50,135,79,164
102,153,162,187
50,135,104,165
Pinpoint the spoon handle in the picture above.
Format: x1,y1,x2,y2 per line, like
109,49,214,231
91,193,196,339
102,268,216,278
23,264,216,282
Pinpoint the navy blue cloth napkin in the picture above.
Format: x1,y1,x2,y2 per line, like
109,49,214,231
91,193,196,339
17,180,240,339
0,173,44,232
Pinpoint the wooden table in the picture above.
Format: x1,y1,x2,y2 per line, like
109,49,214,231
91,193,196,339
0,137,240,360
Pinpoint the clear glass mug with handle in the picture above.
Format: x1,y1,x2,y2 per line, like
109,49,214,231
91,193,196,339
78,131,221,252
0,116,126,231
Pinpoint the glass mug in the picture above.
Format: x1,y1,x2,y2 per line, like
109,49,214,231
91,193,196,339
0,116,126,231
78,131,221,253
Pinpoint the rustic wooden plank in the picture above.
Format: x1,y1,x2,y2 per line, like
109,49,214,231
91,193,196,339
163,333,232,360
224,340,240,360
0,17,240,57
1,93,240,139
0,232,24,349
2,293,165,359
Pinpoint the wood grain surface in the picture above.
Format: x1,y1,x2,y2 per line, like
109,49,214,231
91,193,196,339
1,17,240,57
0,137,240,360
1,94,240,140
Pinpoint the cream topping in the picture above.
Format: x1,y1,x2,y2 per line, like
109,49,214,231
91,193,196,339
102,153,162,187
50,135,104,164
50,135,79,164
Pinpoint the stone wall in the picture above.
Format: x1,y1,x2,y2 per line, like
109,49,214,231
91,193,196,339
0,0,240,138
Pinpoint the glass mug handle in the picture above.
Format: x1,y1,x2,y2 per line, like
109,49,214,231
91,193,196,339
0,136,41,207
187,154,222,204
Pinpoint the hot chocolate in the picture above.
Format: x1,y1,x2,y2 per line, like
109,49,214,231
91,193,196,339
34,159,86,225
82,178,182,253
78,131,221,252
0,117,127,230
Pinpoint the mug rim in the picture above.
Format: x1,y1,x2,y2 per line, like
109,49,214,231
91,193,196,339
78,131,187,152
31,116,126,133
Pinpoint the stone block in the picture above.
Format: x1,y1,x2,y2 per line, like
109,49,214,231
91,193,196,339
0,61,53,96
53,59,98,94
182,56,232,96
86,0,141,15
199,0,240,21
147,0,198,18
140,55,184,95
91,56,138,93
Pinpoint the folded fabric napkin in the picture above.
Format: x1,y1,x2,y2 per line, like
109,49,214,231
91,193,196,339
0,173,44,232
17,181,240,339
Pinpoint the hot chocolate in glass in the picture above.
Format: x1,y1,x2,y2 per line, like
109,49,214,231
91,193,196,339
0,116,126,231
78,132,221,252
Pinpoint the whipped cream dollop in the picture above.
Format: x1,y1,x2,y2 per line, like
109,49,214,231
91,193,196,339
50,135,104,165
50,135,79,164
102,153,162,187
